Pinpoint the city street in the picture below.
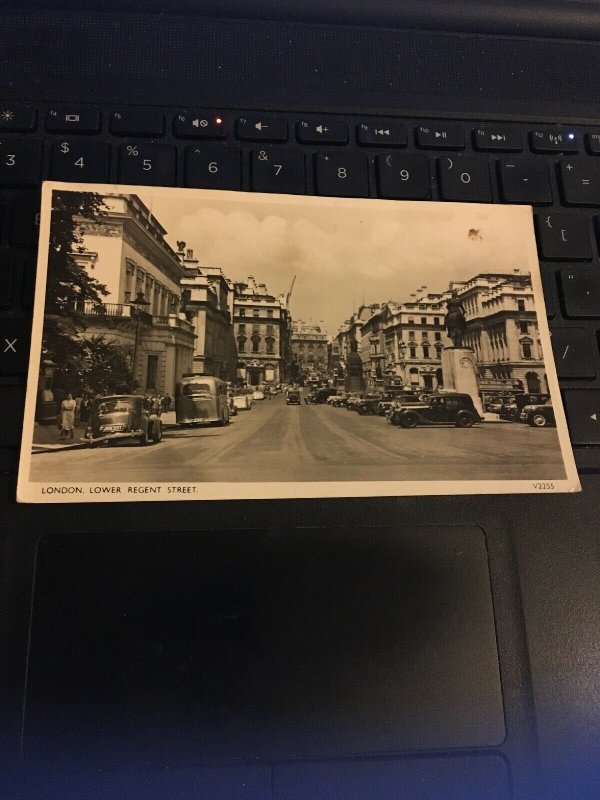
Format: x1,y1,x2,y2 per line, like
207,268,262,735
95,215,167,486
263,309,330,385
30,393,567,484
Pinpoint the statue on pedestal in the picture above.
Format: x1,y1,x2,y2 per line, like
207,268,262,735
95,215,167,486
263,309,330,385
344,338,366,392
444,290,467,348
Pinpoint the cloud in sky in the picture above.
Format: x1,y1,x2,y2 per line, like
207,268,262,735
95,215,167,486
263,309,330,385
147,192,535,334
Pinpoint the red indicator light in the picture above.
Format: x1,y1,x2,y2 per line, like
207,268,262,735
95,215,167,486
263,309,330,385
215,117,223,124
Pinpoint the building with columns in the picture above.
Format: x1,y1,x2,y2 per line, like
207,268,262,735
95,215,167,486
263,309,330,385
453,271,547,398
72,194,195,394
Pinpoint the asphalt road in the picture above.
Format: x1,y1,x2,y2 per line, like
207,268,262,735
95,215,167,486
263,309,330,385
29,394,568,484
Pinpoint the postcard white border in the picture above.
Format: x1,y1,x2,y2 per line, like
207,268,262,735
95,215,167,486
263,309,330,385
17,182,581,502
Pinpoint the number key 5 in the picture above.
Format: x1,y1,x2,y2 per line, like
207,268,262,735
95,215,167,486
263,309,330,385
118,143,176,186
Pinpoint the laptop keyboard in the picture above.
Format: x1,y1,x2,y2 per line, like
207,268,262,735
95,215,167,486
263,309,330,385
1,104,600,473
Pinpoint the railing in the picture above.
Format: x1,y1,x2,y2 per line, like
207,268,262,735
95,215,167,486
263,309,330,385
74,300,132,317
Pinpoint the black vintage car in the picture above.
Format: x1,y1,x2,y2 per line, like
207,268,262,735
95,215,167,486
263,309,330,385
356,394,388,415
390,392,483,428
519,402,555,427
285,388,301,405
84,395,162,446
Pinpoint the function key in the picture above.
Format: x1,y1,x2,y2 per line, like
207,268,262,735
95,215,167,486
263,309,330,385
174,111,227,139
46,108,101,134
357,120,406,147
473,127,522,152
110,109,164,137
297,119,347,145
529,127,579,153
236,116,287,142
0,106,36,132
415,123,465,150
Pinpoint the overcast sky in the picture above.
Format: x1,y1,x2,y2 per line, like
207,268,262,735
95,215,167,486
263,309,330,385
140,190,536,336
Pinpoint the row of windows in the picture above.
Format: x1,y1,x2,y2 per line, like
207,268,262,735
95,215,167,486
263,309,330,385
238,324,276,335
238,307,275,318
237,335,276,355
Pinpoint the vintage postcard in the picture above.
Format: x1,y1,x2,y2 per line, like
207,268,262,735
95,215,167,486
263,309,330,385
17,183,580,502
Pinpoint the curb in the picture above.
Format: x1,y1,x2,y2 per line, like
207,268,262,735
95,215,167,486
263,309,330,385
32,422,181,453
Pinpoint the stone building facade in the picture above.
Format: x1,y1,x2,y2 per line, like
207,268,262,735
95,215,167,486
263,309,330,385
291,321,329,383
73,194,195,394
233,276,291,386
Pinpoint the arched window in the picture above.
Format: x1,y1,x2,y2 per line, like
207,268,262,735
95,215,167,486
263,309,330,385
409,367,419,385
237,335,247,353
265,336,275,355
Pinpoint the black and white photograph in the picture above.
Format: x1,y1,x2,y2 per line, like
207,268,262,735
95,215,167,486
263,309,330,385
18,184,579,501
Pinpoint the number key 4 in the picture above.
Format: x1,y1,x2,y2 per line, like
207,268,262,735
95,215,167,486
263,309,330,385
50,141,111,183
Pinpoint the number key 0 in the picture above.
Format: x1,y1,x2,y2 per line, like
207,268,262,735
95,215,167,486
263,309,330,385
185,145,241,190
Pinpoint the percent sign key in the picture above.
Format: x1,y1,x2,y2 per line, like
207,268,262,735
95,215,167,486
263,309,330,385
119,142,176,185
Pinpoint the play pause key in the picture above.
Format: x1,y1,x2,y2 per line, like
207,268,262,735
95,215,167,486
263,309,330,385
563,390,600,444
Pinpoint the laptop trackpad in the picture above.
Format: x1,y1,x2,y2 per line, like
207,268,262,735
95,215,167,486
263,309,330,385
25,527,504,762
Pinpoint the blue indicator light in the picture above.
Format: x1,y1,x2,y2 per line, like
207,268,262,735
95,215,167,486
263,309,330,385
568,133,575,140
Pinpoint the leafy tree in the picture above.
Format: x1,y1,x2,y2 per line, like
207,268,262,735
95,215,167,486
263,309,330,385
43,191,109,367
57,336,132,397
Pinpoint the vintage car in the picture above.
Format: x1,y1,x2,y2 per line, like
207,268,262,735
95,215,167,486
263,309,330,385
252,388,265,400
286,388,301,405
306,387,336,404
328,393,348,407
520,402,555,427
356,394,387,415
232,393,252,411
84,394,162,446
390,392,483,428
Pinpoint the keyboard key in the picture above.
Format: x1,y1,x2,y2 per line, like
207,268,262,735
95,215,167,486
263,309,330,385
357,120,406,147
251,148,305,194
21,258,36,310
0,318,30,374
46,108,101,134
50,140,111,183
550,327,596,379
185,145,241,190
540,264,557,318
0,140,42,186
236,116,287,142
585,131,600,155
0,253,15,309
0,380,25,446
174,111,227,139
415,123,465,150
497,158,552,204
529,128,579,153
535,212,593,260
473,127,522,152
297,119,348,145
314,152,368,197
376,153,431,199
118,143,176,186
558,159,600,206
110,109,164,137
562,390,600,444
436,156,492,202
9,191,40,247
559,268,600,318
0,106,36,132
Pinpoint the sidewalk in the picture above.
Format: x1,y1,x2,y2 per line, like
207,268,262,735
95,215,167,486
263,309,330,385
31,411,179,454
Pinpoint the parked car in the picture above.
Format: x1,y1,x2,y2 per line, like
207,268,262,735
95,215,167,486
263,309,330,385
390,392,483,428
252,389,265,400
345,394,366,411
84,394,162,446
232,393,252,411
356,394,386,415
286,388,301,405
520,402,555,427
328,393,348,407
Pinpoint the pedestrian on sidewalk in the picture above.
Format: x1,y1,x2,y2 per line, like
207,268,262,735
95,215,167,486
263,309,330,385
60,393,77,440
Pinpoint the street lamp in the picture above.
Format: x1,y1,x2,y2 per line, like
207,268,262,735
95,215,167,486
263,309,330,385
130,291,150,393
